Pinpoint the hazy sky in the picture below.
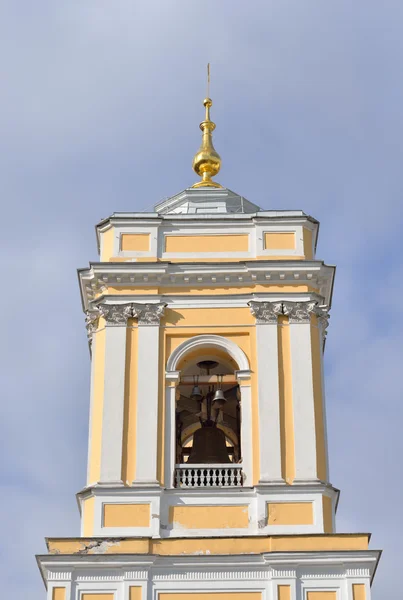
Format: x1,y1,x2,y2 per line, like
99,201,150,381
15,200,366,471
1,1,402,598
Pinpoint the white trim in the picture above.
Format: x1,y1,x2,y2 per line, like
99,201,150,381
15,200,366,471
255,322,283,483
166,334,250,372
239,384,253,487
99,325,127,484
289,322,318,481
164,385,177,489
134,324,161,485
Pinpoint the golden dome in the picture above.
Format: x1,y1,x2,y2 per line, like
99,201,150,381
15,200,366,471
192,97,222,188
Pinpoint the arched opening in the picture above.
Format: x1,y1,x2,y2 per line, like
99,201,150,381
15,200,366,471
165,335,251,488
175,353,241,465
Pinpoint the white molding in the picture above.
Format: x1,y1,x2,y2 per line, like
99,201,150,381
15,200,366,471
79,261,334,311
100,324,128,484
166,334,250,372
134,325,161,485
255,320,283,483
288,322,318,481
239,384,253,487
164,385,177,489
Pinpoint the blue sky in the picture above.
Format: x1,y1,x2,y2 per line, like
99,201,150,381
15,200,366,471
1,1,402,597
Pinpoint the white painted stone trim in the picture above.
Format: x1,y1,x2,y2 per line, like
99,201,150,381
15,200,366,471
166,334,250,372
239,384,253,487
288,322,318,481
164,385,177,489
99,324,128,484
134,324,161,486
255,321,283,483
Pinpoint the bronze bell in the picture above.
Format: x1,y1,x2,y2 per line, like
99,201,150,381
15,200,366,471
187,422,231,464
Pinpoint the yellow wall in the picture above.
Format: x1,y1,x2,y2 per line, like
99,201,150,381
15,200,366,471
159,594,261,600
83,496,95,537
164,234,249,253
100,228,115,261
322,495,333,533
88,325,106,484
103,503,151,528
306,593,336,600
303,227,314,259
48,534,370,555
352,584,366,600
267,502,313,525
278,316,295,484
169,505,249,529
278,586,291,600
105,284,318,296
122,326,138,484
52,589,66,600
264,232,295,250
82,595,114,600
130,588,142,600
121,234,150,251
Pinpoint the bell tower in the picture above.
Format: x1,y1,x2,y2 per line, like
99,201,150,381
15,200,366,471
37,93,380,600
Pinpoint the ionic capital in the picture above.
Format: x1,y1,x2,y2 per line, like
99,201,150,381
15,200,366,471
282,301,317,324
248,301,282,324
98,303,132,326
132,302,167,326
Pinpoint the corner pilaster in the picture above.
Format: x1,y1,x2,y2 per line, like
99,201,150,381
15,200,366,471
98,303,132,485
249,301,283,484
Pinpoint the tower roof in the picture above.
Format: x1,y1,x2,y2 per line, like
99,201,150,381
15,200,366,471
154,186,260,215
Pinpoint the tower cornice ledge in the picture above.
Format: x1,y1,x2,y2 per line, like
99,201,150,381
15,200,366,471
78,260,335,310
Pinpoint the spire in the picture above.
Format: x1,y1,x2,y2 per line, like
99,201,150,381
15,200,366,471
192,64,222,188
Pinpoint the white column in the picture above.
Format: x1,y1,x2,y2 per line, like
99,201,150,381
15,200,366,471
164,374,180,489
283,301,318,482
133,303,166,486
249,301,283,483
98,304,132,485
237,375,253,487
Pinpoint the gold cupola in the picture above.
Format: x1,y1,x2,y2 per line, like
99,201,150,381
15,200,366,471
192,95,222,188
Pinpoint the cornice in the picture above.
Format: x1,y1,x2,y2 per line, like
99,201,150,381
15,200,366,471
78,260,335,311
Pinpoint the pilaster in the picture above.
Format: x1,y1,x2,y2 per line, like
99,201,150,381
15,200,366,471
133,303,166,486
98,303,132,485
249,301,283,484
283,301,318,482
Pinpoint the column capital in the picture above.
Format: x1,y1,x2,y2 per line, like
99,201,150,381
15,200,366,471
84,310,100,343
313,304,330,344
132,302,167,326
248,301,282,324
98,303,132,326
283,301,317,324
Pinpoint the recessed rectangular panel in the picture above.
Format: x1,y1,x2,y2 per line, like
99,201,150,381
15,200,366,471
160,594,261,600
164,234,249,253
103,503,150,528
169,505,249,529
267,502,313,525
121,234,150,251
306,593,337,600
130,588,142,600
52,589,66,600
352,584,366,600
278,586,291,600
264,232,296,250
82,595,114,600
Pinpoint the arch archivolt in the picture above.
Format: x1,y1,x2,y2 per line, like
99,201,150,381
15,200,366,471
166,334,250,375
